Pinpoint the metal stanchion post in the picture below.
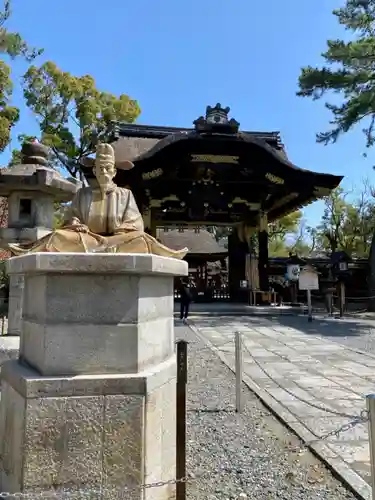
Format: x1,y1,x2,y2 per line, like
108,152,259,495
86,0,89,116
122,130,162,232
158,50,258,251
307,289,312,322
176,340,188,500
235,331,243,413
367,394,375,500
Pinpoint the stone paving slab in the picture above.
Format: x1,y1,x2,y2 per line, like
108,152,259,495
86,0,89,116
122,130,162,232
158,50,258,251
188,315,375,500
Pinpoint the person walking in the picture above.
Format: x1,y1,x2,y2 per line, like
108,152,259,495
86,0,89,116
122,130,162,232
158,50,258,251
179,279,192,323
271,279,286,306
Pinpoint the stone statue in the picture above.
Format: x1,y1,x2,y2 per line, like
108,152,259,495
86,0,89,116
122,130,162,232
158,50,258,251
8,143,188,259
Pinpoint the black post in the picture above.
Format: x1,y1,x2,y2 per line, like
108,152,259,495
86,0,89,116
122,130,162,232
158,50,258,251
307,289,313,322
176,340,188,500
339,281,345,318
258,212,269,294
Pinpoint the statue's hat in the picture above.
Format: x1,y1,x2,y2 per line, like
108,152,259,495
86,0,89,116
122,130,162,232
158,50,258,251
80,143,134,170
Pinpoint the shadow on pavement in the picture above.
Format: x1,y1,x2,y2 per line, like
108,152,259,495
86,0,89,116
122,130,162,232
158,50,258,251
191,312,374,339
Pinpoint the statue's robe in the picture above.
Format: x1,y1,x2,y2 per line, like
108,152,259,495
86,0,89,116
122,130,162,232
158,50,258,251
8,186,188,259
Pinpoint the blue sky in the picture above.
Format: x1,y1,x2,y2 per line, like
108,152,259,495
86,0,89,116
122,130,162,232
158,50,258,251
3,0,372,226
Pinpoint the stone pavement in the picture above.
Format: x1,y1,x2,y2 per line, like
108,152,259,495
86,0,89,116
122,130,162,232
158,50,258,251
188,314,375,500
174,302,303,317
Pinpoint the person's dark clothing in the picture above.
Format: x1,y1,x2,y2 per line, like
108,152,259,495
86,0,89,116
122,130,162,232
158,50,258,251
180,300,190,320
180,283,192,302
179,283,192,319
272,282,285,305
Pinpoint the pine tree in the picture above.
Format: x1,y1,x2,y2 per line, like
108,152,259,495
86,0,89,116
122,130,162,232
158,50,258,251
298,0,375,146
297,0,375,309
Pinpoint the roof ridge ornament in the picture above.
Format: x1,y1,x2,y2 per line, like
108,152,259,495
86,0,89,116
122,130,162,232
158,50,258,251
193,103,240,134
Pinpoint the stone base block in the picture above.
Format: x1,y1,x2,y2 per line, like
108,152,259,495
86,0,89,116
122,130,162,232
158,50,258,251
7,274,24,337
7,253,187,376
0,356,176,499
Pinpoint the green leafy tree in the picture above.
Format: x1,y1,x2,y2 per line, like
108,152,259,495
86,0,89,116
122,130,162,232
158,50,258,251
340,185,375,256
53,202,65,229
7,147,21,166
7,134,37,166
289,238,312,258
312,186,375,257
269,211,302,238
296,0,375,307
315,188,350,254
286,219,315,258
0,1,42,152
268,211,306,257
21,61,141,178
211,212,308,256
0,1,41,60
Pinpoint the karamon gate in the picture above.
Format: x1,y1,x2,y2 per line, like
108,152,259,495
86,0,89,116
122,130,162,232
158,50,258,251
82,104,343,301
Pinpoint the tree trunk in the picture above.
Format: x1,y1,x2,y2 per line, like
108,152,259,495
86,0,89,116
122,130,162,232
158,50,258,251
368,231,375,311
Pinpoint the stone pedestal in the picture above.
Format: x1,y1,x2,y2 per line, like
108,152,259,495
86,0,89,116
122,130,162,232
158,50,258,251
0,253,188,499
7,274,24,336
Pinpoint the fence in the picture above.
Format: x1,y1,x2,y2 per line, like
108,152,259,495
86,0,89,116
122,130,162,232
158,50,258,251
181,333,375,500
0,330,374,499
307,289,375,316
176,332,374,498
186,329,375,496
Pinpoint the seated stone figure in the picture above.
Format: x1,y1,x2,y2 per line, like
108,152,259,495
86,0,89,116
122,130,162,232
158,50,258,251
8,143,188,259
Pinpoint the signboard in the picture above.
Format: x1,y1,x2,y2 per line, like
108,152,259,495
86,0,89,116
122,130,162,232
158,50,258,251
191,154,239,164
298,266,319,291
153,209,243,224
142,168,163,181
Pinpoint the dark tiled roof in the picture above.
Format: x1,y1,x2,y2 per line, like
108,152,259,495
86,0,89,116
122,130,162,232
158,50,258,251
112,137,159,163
111,130,286,165
156,229,227,255
112,123,281,143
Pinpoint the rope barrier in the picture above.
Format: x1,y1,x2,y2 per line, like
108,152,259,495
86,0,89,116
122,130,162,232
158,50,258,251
343,295,375,300
310,293,375,301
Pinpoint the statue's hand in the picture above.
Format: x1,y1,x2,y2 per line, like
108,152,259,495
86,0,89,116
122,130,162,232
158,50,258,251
64,218,89,233
73,224,89,233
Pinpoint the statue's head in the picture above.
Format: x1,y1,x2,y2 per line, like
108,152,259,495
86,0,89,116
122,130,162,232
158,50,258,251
81,142,135,188
93,143,116,186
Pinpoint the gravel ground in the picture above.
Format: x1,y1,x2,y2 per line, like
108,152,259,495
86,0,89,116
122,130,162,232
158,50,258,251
175,323,356,500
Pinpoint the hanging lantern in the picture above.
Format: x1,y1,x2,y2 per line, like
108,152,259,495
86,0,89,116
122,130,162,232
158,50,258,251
287,264,300,281
331,251,351,277
286,254,305,282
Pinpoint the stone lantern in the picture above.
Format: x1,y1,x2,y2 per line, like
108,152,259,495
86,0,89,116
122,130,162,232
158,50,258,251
0,141,78,335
